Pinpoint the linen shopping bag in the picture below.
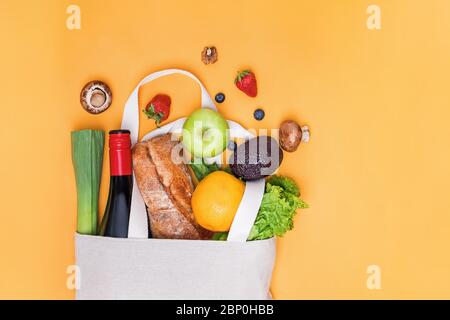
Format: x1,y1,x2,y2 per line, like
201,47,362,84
75,69,276,300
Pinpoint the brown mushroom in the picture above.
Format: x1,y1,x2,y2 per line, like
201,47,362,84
279,120,310,152
80,80,112,114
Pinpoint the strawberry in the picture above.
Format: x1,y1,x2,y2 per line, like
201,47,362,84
235,70,257,97
143,94,171,126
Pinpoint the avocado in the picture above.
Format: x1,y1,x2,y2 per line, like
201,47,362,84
229,136,283,180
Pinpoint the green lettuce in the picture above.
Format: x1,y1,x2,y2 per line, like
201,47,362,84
213,176,308,241
190,160,220,181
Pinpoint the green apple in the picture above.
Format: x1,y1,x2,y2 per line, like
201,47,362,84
182,109,229,158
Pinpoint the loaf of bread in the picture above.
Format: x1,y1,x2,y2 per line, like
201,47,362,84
132,134,212,240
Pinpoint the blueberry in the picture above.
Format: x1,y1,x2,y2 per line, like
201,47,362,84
215,93,225,103
253,108,265,121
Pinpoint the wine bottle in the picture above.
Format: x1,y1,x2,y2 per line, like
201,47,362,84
100,130,133,238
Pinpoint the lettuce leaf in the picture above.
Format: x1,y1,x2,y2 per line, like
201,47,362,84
265,175,300,197
190,160,220,181
213,176,308,241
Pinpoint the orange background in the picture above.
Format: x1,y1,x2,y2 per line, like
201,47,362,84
1,0,450,299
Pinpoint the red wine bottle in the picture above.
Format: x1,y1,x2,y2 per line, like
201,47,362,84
100,130,133,238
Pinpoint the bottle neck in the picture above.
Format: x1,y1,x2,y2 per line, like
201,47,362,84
109,133,132,176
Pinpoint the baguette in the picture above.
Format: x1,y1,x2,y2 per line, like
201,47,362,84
132,134,212,240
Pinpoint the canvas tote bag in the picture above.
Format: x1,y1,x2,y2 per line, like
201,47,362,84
75,69,276,300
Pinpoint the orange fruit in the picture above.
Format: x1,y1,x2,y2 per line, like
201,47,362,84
192,171,245,232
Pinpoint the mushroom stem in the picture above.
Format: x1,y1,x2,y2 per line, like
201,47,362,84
80,80,112,114
301,126,310,143
90,89,106,108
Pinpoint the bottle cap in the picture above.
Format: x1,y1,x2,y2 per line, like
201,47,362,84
109,130,132,176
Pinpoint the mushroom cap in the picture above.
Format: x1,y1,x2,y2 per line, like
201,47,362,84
279,120,303,152
80,80,112,114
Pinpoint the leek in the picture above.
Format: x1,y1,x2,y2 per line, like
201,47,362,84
71,130,104,235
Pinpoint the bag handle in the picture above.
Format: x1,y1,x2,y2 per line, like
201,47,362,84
121,69,217,146
123,69,264,242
